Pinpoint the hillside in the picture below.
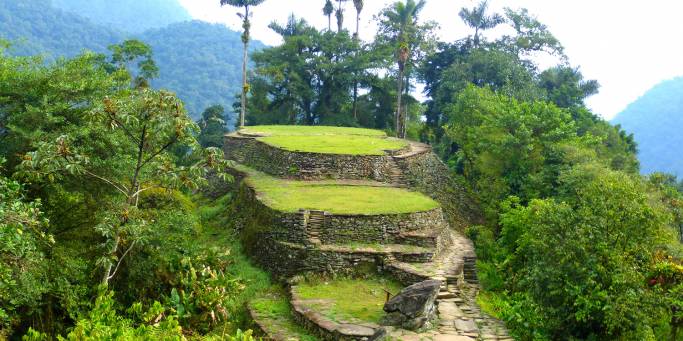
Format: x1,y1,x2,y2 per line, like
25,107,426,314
612,77,683,175
0,0,263,121
224,126,507,340
138,21,264,122
0,0,122,57
52,0,191,33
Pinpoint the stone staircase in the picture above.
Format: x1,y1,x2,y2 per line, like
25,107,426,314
305,210,325,245
386,157,407,187
463,256,478,284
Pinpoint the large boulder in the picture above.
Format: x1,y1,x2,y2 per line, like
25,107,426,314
381,279,441,330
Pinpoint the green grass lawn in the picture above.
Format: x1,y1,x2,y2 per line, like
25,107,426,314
295,277,403,323
257,135,407,155
239,125,407,155
234,165,439,215
241,125,386,137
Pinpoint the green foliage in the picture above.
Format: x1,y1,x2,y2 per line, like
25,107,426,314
58,291,183,340
0,1,265,120
197,105,228,149
108,40,159,86
139,20,265,119
495,169,672,339
444,86,580,218
0,159,52,337
51,0,191,33
0,0,122,58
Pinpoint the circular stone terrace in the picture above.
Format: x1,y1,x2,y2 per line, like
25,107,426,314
225,125,509,340
238,125,408,156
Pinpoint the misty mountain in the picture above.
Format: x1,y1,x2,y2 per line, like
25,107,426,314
612,77,683,175
52,0,192,33
0,0,264,122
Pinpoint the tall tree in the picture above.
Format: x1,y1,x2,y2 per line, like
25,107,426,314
20,89,230,286
377,0,427,138
219,0,266,128
323,0,334,31
352,0,364,38
458,0,504,47
336,0,348,32
197,105,228,148
351,0,364,120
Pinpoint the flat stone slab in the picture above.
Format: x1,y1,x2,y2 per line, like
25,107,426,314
432,335,476,341
337,324,376,337
454,319,478,333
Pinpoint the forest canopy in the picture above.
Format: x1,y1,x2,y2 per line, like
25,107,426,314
1,0,683,340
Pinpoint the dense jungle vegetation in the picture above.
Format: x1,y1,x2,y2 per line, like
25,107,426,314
0,0,264,119
2,0,683,340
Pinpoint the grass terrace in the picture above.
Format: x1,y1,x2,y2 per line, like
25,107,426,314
240,125,387,137
233,164,439,215
294,277,403,324
239,125,407,155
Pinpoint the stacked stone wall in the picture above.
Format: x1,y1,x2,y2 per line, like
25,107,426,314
396,151,483,230
224,135,395,182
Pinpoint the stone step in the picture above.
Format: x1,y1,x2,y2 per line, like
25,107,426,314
437,292,457,299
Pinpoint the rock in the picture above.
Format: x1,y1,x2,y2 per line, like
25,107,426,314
382,279,441,330
368,327,388,341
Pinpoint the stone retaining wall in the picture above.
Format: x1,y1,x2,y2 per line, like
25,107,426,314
396,151,483,230
321,209,446,245
224,135,396,182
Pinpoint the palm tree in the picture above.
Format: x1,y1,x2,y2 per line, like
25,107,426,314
352,0,364,38
323,0,334,31
351,0,364,121
458,0,504,47
219,0,266,128
336,0,348,32
384,0,426,138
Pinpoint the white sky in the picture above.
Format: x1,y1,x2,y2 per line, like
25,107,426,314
177,0,683,120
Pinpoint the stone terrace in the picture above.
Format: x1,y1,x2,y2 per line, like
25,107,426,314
224,126,511,340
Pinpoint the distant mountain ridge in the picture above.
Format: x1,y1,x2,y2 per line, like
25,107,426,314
0,0,265,123
612,77,683,175
51,0,192,33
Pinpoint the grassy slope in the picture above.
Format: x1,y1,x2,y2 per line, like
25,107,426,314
258,135,406,156
296,277,403,323
192,194,279,337
234,164,440,215
240,125,406,155
241,125,387,136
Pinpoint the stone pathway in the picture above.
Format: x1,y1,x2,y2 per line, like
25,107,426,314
384,282,512,341
384,229,512,340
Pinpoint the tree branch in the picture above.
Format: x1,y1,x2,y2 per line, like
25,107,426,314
83,169,129,196
139,137,177,168
106,240,137,282
106,112,141,145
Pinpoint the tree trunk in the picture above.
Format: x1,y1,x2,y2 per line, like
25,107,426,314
239,6,251,128
396,63,404,138
328,15,331,31
352,83,359,121
352,12,360,121
241,39,248,127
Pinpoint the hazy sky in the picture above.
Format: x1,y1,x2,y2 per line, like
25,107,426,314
177,0,683,120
